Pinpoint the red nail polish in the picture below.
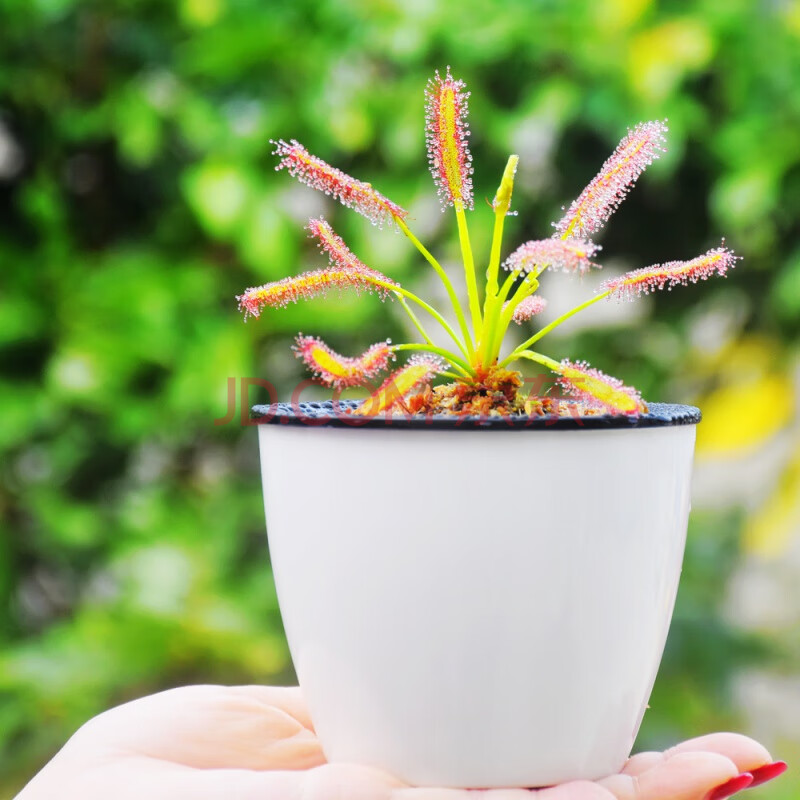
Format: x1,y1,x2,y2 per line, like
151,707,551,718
749,761,787,787
705,773,753,800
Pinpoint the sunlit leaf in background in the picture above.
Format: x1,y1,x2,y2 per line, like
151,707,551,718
744,450,800,558
697,373,794,456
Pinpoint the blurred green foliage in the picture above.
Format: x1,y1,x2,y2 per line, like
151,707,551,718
1,0,800,797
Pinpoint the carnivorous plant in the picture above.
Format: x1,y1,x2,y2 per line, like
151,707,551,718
238,68,736,417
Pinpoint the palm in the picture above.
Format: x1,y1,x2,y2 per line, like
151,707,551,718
18,685,779,800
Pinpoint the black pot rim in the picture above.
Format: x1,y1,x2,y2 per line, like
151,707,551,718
251,400,701,430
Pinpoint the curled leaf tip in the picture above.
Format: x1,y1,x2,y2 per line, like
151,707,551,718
425,67,474,210
492,154,520,215
556,360,647,416
553,120,668,239
272,139,407,227
294,335,393,389
601,244,738,300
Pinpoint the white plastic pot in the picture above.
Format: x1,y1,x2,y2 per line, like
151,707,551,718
256,402,700,789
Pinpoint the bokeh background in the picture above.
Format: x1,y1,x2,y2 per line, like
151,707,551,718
1,0,799,796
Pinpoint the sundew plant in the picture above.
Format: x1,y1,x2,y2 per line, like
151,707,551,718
238,68,737,417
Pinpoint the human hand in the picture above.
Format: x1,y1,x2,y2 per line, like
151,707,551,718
16,685,786,800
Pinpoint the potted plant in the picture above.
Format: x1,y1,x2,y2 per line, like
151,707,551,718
238,69,736,789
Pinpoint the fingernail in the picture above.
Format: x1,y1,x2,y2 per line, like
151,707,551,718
749,761,787,787
705,773,753,800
